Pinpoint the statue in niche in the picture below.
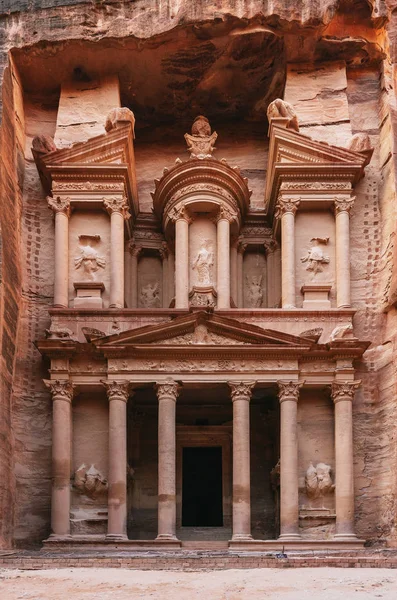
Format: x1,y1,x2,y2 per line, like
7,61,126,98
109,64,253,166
192,240,214,285
73,464,108,499
139,282,160,308
305,462,335,499
301,237,330,278
246,274,263,307
74,234,105,281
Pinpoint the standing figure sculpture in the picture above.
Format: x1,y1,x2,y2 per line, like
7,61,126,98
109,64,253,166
192,240,214,285
246,275,263,307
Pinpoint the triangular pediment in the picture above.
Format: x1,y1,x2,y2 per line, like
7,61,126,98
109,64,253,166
93,311,313,351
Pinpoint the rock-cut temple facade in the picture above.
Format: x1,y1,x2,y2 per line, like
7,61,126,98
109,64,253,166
1,0,397,552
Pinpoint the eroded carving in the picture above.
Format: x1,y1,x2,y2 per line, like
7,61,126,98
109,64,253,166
246,275,263,308
275,196,300,218
73,464,108,499
334,196,355,214
156,378,179,402
47,195,71,215
277,381,302,402
103,196,131,219
184,115,218,159
32,134,57,154
105,107,135,136
228,381,256,401
102,380,130,402
74,235,106,281
331,381,361,402
267,98,299,132
45,325,75,340
347,132,373,154
329,323,354,341
301,237,330,277
44,379,75,402
305,462,334,499
139,282,160,308
192,240,214,285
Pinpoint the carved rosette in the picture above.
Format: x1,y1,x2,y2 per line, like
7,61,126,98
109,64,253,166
156,378,180,403
102,380,131,402
274,196,301,219
228,381,256,402
44,379,75,402
103,196,131,220
334,196,355,215
47,196,71,216
169,204,192,224
331,380,361,403
277,381,303,403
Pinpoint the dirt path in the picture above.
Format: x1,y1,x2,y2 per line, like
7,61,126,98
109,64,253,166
1,567,397,600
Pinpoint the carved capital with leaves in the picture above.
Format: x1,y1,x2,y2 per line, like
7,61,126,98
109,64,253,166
277,380,303,403
264,239,278,254
44,379,75,402
169,204,192,224
47,196,71,216
128,240,143,258
228,381,256,402
103,196,131,219
331,380,361,403
215,205,238,224
334,196,355,215
275,196,301,219
102,380,131,402
156,378,180,403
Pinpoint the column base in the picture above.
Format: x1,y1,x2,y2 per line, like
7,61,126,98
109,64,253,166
47,533,72,541
155,533,179,541
278,533,301,541
105,533,128,541
231,533,253,542
333,533,359,541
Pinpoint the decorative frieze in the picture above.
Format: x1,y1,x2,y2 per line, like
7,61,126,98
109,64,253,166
280,181,351,191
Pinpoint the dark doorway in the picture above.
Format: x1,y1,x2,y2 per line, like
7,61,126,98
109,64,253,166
182,446,223,527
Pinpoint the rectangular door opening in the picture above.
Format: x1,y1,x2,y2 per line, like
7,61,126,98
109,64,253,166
182,446,223,527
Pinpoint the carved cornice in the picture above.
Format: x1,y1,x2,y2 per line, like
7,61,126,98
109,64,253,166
274,196,301,219
156,378,180,402
44,379,75,402
47,195,71,216
277,380,303,402
228,381,256,401
334,196,355,215
103,196,131,219
331,380,361,403
102,380,130,402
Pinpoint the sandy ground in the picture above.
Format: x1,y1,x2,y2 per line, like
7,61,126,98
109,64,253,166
0,568,397,600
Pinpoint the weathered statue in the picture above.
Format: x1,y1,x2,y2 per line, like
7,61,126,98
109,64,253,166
105,107,135,137
192,240,214,285
347,132,373,154
74,235,105,281
73,464,108,499
301,237,330,277
246,275,263,307
266,98,299,132
305,462,334,499
140,282,160,308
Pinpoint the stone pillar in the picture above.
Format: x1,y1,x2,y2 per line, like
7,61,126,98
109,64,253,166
104,196,131,308
230,240,238,306
156,378,180,540
216,207,235,309
277,380,302,540
102,380,130,539
264,240,277,308
124,242,132,308
160,243,169,308
171,206,191,309
47,196,71,308
128,242,142,308
168,250,175,305
335,197,355,308
276,197,300,309
44,379,75,537
229,381,256,541
237,242,246,308
331,380,361,539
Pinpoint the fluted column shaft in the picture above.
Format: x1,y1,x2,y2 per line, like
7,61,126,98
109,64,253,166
44,379,75,537
332,381,360,539
47,196,70,308
103,380,130,539
276,197,300,309
156,379,179,540
278,381,302,540
104,197,130,308
335,197,354,308
229,381,255,541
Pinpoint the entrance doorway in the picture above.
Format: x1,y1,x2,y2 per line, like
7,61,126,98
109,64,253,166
182,446,223,527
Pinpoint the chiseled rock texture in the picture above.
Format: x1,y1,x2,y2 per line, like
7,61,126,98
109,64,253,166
1,0,397,548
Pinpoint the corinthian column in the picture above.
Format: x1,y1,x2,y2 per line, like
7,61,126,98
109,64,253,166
102,380,130,539
47,196,71,308
335,197,355,308
170,206,191,309
128,242,142,308
217,206,236,309
156,378,180,540
44,379,75,537
275,197,300,309
104,196,131,308
264,240,278,308
228,381,256,541
331,380,361,539
277,380,302,540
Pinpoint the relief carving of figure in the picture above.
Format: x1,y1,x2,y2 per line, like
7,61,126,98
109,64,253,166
73,464,108,499
301,237,330,277
305,462,335,499
139,282,160,308
246,275,263,307
192,240,214,285
184,115,218,159
74,235,105,281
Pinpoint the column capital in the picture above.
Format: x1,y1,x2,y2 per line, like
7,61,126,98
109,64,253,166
169,204,192,224
47,195,71,217
102,380,131,402
277,380,303,403
334,196,355,215
331,380,361,403
228,381,256,402
264,239,278,254
159,242,169,261
128,240,143,257
44,379,75,402
103,196,131,219
215,205,238,224
237,240,248,255
156,378,180,402
275,196,301,219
